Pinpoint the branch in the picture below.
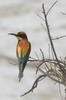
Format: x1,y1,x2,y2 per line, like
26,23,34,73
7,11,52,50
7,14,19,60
47,0,58,15
42,3,63,71
28,58,66,68
61,12,66,15
37,14,44,21
52,35,66,40
20,75,45,97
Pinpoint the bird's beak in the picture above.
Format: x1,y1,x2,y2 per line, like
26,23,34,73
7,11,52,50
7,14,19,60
8,33,22,40
8,33,17,36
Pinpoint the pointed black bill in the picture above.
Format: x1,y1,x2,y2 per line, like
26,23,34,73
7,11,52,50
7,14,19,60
8,32,27,39
8,33,17,36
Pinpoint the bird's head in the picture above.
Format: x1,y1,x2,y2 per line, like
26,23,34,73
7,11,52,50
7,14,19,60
9,32,28,41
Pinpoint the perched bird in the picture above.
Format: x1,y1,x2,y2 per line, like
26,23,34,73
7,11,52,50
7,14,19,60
9,32,31,82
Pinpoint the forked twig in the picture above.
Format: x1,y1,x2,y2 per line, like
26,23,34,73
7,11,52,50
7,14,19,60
42,3,63,71
20,75,45,97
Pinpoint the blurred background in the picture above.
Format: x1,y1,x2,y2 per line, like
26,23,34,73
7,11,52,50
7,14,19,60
0,0,66,100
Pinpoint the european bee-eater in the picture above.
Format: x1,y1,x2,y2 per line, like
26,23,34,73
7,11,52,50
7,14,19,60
9,32,31,82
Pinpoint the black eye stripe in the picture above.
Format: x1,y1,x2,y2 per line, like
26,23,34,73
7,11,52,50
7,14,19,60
18,34,27,39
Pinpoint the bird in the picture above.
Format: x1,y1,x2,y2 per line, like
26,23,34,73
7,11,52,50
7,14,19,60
9,32,31,82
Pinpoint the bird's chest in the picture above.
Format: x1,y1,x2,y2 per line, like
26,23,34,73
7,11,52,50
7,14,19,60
16,41,29,58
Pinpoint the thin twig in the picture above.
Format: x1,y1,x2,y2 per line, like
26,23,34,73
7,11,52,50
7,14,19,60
9,62,18,66
38,68,63,84
20,75,45,97
47,0,58,15
37,14,44,21
40,49,50,70
35,52,39,60
41,23,47,31
28,58,66,67
61,12,66,15
36,62,44,74
52,35,66,40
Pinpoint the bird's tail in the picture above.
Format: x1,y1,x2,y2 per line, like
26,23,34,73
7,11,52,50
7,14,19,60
18,63,24,82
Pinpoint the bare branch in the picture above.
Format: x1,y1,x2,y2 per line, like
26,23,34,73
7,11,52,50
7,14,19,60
52,35,66,40
28,57,66,68
20,75,45,97
37,14,44,21
42,3,63,71
61,12,66,15
47,0,58,16
36,62,44,74
41,23,47,31
35,52,39,60
40,49,44,60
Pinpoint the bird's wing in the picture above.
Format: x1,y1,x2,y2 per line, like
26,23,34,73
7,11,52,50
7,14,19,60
21,42,31,71
24,42,31,61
